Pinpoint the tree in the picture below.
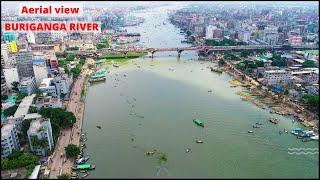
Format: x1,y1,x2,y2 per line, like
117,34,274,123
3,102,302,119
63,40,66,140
28,106,38,113
302,60,316,68
1,94,8,101
302,94,319,108
66,54,76,61
97,43,107,49
3,105,18,117
218,59,226,66
58,174,70,179
255,60,264,67
39,108,76,128
65,144,80,158
271,54,286,67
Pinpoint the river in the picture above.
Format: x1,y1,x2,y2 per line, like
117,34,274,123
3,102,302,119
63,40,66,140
81,5,318,178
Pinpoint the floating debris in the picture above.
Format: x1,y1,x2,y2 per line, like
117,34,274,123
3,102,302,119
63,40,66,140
208,90,212,93
185,148,191,153
96,126,102,129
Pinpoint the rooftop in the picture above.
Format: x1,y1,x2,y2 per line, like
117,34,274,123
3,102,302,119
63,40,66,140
1,123,15,140
24,113,42,120
14,94,36,118
20,77,35,86
39,78,54,88
28,119,42,134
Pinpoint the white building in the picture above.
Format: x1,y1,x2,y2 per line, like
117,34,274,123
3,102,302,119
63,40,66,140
3,68,19,90
1,123,20,158
39,78,57,97
33,59,48,86
18,77,37,95
1,43,10,65
264,70,292,86
53,76,72,98
27,118,54,156
205,25,217,39
238,30,251,43
27,31,36,44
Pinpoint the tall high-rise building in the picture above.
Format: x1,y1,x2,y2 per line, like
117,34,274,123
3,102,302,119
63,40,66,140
16,51,34,80
1,55,9,97
1,123,20,158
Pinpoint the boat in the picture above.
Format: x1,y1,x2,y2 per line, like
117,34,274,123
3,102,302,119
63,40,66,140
113,64,119,68
96,126,102,129
252,125,260,128
74,164,96,170
248,130,254,133
185,148,191,153
196,140,204,143
269,118,279,124
310,135,319,140
82,173,89,178
193,118,204,127
80,170,87,173
208,90,212,93
256,122,262,125
291,128,303,135
76,155,90,164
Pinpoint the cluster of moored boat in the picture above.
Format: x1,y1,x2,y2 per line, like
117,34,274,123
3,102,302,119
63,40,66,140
71,133,96,178
291,128,319,141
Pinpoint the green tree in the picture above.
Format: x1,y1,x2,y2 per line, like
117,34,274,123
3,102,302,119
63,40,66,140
39,108,76,128
255,60,264,67
1,94,8,101
97,43,107,49
302,60,316,68
302,94,319,107
218,59,226,66
3,105,18,117
65,144,80,158
66,54,76,61
58,173,70,179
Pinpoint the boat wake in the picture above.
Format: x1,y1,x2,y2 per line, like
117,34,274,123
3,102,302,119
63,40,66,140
155,165,170,176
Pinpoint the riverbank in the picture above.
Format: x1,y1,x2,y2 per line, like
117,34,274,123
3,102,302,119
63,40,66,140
220,60,318,131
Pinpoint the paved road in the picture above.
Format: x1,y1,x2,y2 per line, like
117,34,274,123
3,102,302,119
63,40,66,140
48,63,88,178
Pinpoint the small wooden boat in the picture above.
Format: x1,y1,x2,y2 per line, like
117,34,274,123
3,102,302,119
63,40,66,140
185,148,191,153
96,126,102,129
196,140,204,143
80,170,87,173
82,173,89,178
193,118,204,127
252,125,260,128
248,130,254,133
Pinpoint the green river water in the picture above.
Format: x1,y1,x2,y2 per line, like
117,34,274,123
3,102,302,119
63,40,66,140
81,4,318,178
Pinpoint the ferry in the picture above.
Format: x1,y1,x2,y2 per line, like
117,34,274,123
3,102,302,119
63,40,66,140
89,70,106,82
73,164,96,170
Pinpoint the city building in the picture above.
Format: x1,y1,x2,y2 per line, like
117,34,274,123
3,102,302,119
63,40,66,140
264,70,292,86
35,96,62,110
27,118,54,156
3,32,17,42
1,59,9,97
33,59,49,86
2,67,19,90
53,75,72,99
16,51,34,80
38,78,57,97
18,77,37,95
1,123,20,158
288,35,302,45
205,25,217,39
27,31,36,44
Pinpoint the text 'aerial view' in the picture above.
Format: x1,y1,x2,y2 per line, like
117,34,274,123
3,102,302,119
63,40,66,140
0,1,319,179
